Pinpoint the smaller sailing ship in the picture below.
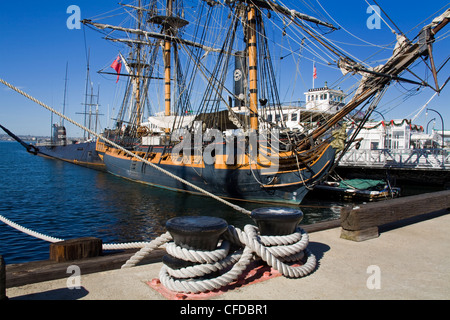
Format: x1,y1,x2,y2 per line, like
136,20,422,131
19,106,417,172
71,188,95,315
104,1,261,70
35,124,104,170
35,63,105,171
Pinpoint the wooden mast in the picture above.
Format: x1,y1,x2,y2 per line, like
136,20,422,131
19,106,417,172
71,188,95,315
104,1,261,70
164,0,173,133
248,5,258,131
134,0,143,129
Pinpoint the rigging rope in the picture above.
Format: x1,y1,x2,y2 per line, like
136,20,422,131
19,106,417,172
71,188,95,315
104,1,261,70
0,77,251,217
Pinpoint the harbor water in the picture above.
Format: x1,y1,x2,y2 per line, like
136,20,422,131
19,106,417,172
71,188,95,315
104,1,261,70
0,141,343,264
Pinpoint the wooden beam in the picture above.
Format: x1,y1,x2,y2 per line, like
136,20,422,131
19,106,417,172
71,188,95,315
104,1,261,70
301,219,341,233
0,256,6,300
6,249,166,288
340,190,450,241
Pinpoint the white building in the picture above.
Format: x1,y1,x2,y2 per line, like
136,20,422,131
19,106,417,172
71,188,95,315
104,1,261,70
259,85,346,131
346,119,444,150
305,84,346,113
340,119,450,169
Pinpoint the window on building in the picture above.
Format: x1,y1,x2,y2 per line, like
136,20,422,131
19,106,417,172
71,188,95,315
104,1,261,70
370,142,379,150
291,113,297,121
392,131,405,149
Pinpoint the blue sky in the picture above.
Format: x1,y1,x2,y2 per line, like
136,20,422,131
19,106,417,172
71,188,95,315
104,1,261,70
0,0,449,136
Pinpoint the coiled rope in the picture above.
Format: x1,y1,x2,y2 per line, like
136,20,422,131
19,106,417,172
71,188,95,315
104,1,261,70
123,224,316,294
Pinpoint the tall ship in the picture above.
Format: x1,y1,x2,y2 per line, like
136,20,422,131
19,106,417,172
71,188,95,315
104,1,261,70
80,1,448,204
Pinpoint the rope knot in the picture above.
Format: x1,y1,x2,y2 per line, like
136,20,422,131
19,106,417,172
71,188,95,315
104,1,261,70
155,223,316,293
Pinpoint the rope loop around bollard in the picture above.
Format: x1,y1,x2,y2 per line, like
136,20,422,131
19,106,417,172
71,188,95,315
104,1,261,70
239,225,317,279
224,225,317,278
159,246,254,294
165,240,230,264
0,212,316,293
164,246,243,279
155,224,317,293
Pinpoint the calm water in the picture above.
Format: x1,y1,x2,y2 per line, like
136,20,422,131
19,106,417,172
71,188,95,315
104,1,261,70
0,141,344,264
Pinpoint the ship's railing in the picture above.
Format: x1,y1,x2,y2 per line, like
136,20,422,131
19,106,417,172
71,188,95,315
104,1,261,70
35,140,67,147
338,148,450,169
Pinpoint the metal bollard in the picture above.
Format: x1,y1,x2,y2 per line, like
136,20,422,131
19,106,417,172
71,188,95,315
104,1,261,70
251,207,304,236
163,216,228,270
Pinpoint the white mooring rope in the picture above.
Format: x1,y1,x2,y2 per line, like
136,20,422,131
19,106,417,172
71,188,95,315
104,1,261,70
123,224,317,294
0,77,316,294
0,212,316,293
0,77,251,217
0,213,170,250
0,215,64,243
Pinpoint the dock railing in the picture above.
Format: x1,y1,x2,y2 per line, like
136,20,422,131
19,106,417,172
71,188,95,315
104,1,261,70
340,189,450,241
338,148,450,169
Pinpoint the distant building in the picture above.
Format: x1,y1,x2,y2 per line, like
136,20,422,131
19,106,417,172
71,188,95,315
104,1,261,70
340,119,449,171
305,84,345,113
258,84,346,131
346,119,445,150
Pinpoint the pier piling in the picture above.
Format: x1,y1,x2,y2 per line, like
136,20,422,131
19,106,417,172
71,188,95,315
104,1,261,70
1,255,6,300
49,237,103,262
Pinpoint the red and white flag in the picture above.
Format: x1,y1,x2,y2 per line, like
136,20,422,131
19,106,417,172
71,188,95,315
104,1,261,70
313,63,317,80
111,55,122,83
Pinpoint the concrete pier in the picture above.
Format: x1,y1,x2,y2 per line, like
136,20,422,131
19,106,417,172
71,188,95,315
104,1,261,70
5,209,450,301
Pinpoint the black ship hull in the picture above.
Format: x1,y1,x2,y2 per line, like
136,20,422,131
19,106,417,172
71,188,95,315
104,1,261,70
100,142,336,204
37,140,105,171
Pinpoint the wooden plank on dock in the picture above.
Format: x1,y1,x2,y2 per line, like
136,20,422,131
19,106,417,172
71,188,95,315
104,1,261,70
340,190,450,241
6,248,166,289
